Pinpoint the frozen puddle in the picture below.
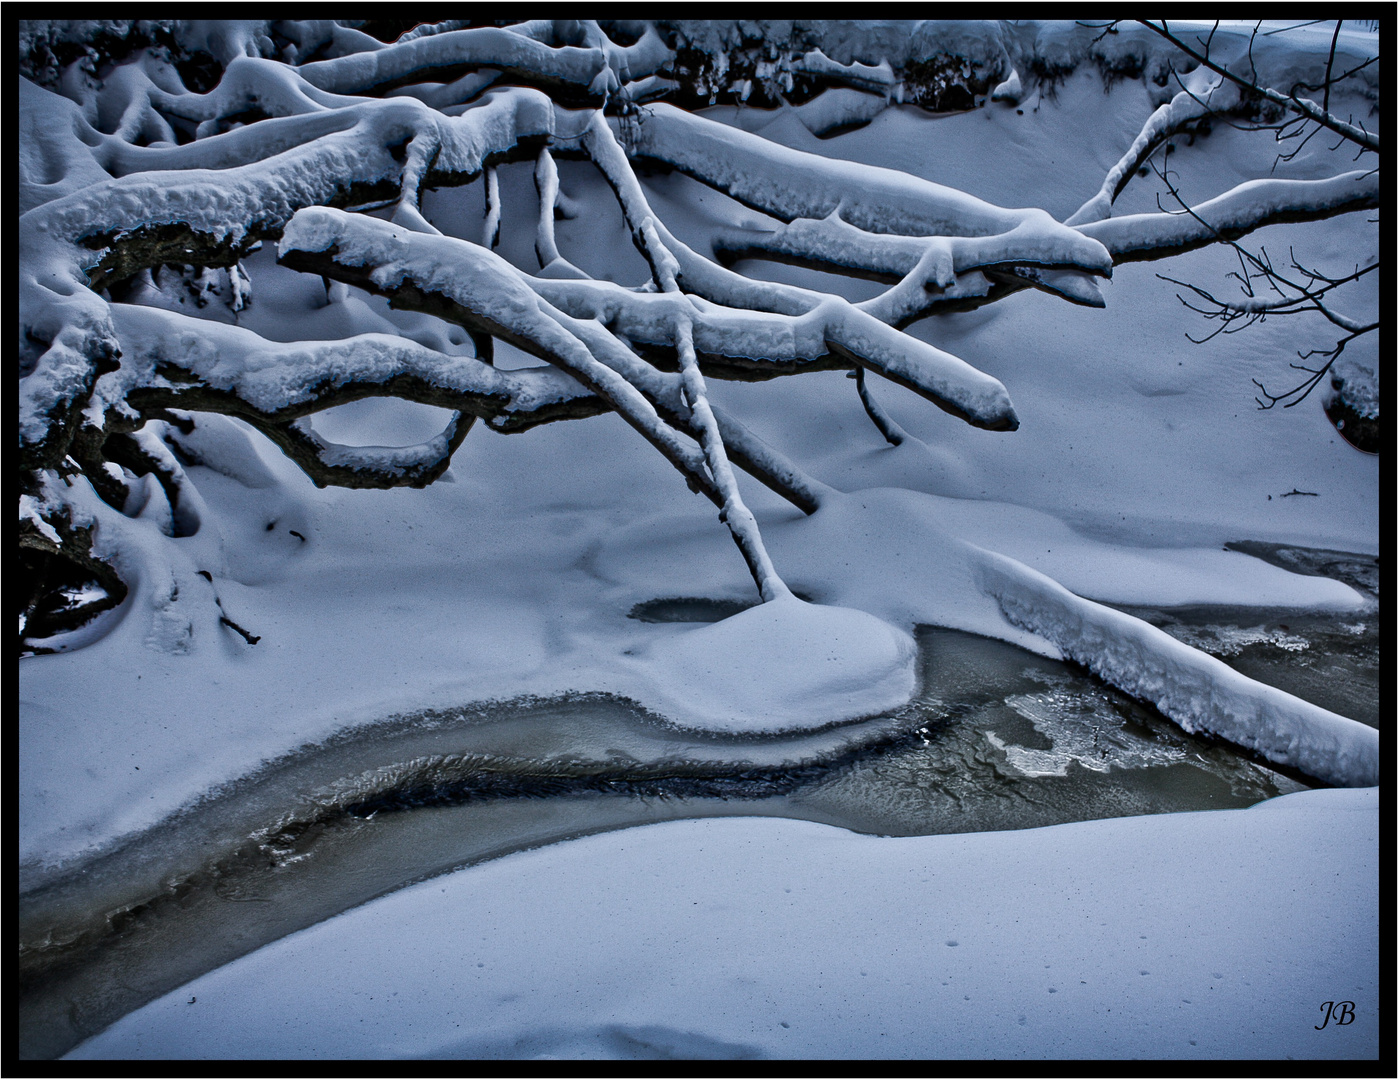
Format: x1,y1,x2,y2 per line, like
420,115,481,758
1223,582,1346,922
19,612,1367,1058
991,689,1195,778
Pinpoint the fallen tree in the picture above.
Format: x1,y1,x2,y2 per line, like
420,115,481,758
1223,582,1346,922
17,19,1379,785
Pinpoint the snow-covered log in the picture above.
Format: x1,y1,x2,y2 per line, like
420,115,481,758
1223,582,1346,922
981,552,1379,787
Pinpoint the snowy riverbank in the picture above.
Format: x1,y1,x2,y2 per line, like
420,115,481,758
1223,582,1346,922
70,786,1379,1060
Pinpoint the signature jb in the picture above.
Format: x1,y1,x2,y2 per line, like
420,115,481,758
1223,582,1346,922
1315,1001,1356,1030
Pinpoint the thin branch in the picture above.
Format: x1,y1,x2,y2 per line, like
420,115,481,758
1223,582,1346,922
1137,20,1380,153
852,368,908,446
219,615,261,645
1139,147,1377,412
641,218,792,601
1323,19,1342,116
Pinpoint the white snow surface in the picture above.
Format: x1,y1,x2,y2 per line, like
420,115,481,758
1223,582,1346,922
630,594,917,732
69,786,1378,1060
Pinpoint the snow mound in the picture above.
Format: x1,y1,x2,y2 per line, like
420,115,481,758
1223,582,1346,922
631,595,916,733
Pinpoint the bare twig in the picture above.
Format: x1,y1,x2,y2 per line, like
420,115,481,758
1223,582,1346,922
1146,147,1378,410
1138,20,1380,153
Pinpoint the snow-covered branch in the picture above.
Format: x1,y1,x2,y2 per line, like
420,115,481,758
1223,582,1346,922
295,23,669,102
19,16,1379,747
274,209,831,513
713,212,1106,324
577,113,1022,429
277,206,726,507
642,219,793,599
1076,170,1380,263
629,103,1114,272
1065,73,1237,227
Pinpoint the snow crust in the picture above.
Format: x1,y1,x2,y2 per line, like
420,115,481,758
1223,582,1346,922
69,786,1378,1060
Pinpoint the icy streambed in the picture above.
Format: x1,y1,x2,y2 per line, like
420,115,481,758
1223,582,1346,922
22,581,1376,1061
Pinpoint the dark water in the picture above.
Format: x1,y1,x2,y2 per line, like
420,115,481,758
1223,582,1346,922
1120,603,1379,729
787,627,1316,839
22,552,1377,1059
1132,542,1381,730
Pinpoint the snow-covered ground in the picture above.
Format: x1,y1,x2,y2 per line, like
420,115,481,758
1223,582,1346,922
19,19,1378,1061
71,788,1379,1060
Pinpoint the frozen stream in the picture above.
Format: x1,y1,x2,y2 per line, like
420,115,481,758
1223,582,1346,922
20,553,1378,1060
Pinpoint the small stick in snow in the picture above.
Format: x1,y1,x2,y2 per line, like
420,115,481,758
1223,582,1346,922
220,616,261,645
851,368,908,447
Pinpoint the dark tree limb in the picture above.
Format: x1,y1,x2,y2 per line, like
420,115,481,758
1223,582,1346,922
851,368,908,447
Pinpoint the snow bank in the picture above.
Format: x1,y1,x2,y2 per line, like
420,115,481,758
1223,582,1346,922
652,19,1380,115
69,786,1378,1060
628,595,916,733
791,88,890,137
18,78,116,216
